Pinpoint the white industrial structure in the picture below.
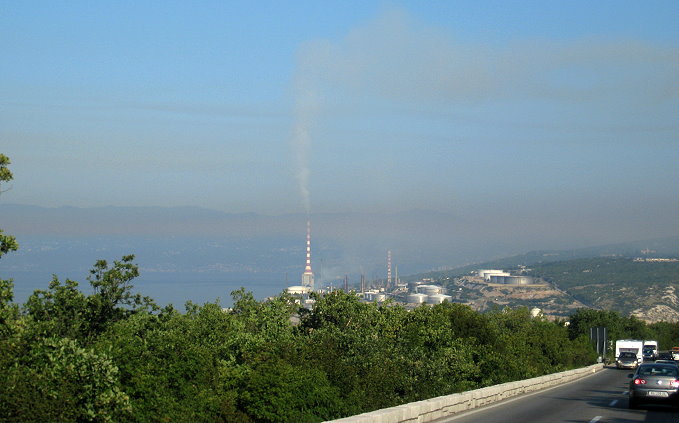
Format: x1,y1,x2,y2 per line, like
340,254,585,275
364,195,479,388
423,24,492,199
416,284,444,295
301,220,314,290
286,285,311,295
363,289,387,303
489,275,535,285
284,220,315,309
407,293,428,304
478,269,510,281
426,293,452,304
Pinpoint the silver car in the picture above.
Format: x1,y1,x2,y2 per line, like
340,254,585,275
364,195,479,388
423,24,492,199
617,352,639,369
628,363,679,408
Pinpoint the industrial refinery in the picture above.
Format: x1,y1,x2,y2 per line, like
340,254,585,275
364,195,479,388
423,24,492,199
284,220,543,310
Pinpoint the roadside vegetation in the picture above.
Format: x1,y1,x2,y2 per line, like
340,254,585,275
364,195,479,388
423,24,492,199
1,270,599,422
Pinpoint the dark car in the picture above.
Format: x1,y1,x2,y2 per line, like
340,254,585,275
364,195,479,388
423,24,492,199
643,347,657,361
657,351,673,361
628,363,679,408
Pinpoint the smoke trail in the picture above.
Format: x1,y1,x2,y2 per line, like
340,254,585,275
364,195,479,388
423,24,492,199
292,75,318,215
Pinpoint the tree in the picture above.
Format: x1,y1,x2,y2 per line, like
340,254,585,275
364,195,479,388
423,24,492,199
0,154,12,188
86,255,157,337
0,154,17,258
23,256,158,343
24,276,89,341
0,154,18,339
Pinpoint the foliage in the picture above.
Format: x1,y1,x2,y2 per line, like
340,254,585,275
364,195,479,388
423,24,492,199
1,274,604,422
0,154,18,340
0,337,131,422
23,255,157,344
86,255,158,336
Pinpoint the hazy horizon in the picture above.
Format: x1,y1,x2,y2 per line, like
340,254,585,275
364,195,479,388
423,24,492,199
3,203,679,307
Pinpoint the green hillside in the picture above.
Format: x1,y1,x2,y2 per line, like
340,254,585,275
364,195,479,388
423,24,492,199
525,257,679,317
526,257,679,289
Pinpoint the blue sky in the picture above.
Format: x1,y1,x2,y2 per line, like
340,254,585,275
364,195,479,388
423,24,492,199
2,1,678,244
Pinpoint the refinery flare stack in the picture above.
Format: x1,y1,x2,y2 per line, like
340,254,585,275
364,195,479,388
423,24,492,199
301,220,314,290
285,219,315,309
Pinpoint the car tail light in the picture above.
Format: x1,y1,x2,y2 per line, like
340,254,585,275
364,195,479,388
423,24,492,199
671,380,679,388
634,378,646,385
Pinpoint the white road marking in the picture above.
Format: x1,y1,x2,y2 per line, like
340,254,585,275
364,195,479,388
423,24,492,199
589,416,602,423
609,399,618,406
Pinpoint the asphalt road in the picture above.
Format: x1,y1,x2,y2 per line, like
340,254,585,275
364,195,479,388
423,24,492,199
434,366,679,423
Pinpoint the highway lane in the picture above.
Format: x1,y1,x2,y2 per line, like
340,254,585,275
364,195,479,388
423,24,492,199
434,366,679,423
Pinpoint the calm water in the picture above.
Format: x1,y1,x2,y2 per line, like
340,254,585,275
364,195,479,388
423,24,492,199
10,273,288,309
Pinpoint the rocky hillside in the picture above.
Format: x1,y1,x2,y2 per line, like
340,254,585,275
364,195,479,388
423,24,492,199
427,255,679,322
524,257,679,322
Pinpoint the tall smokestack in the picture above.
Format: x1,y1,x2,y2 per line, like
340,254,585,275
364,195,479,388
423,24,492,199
301,220,314,290
387,250,392,290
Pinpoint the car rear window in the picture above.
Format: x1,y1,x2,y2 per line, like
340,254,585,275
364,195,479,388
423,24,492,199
639,366,679,377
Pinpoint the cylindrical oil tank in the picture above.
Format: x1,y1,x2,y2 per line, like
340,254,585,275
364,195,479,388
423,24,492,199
504,276,534,285
426,294,452,304
478,269,508,280
286,285,310,295
407,293,428,304
489,275,506,284
373,293,387,302
417,285,443,295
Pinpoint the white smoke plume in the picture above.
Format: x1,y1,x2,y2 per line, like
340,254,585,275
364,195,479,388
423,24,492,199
291,78,318,215
291,36,332,215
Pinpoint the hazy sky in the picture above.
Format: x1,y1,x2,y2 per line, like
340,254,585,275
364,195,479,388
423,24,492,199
2,2,678,233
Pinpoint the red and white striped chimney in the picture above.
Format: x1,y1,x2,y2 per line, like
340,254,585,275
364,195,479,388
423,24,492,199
301,220,314,289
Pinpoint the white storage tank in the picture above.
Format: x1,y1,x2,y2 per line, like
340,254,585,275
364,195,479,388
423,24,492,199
407,293,428,304
286,285,311,295
489,275,507,284
363,290,380,301
373,293,387,302
504,276,534,285
417,285,444,295
478,269,509,281
426,294,452,304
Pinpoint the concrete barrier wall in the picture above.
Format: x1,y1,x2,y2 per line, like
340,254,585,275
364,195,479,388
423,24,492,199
325,364,604,423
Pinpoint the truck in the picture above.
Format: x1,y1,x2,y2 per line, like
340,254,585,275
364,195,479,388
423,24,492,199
642,340,658,361
615,340,644,368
